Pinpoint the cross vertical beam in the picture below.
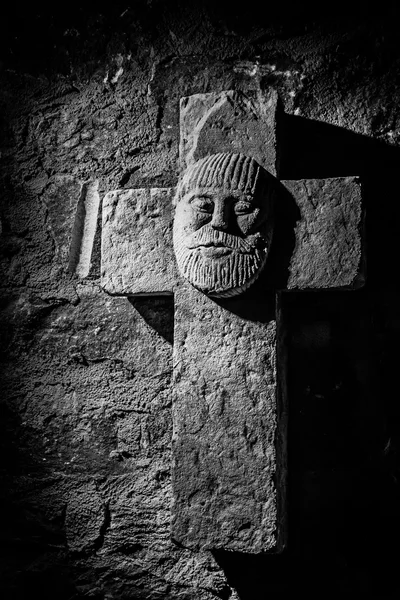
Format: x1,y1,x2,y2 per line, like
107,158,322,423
172,284,279,551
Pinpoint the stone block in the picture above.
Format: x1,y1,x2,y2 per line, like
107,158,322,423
101,188,179,295
42,174,83,267
179,90,278,176
65,481,107,553
171,284,283,553
283,177,364,289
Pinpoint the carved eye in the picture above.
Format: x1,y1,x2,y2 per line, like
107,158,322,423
234,201,253,215
190,197,214,213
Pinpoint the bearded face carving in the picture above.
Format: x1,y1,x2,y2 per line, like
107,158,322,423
173,153,275,297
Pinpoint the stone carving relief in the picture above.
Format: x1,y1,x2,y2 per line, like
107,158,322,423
173,152,275,297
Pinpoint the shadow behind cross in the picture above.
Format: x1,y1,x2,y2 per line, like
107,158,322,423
210,118,400,597
279,113,400,291
128,297,174,345
128,115,400,596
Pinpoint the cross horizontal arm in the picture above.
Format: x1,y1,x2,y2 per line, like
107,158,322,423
101,178,363,296
101,187,178,295
282,176,364,290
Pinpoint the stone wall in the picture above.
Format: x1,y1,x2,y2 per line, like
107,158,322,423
1,2,400,597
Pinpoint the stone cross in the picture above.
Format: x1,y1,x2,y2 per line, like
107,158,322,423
101,90,364,553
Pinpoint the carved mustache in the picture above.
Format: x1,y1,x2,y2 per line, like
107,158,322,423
185,226,264,253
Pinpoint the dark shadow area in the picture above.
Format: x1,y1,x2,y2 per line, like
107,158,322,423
277,112,400,291
281,289,399,597
213,550,290,598
215,286,276,323
0,0,394,76
0,404,84,600
214,288,400,597
128,296,174,344
263,181,302,290
278,113,400,180
211,115,400,597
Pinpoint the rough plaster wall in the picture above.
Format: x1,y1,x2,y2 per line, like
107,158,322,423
1,2,400,598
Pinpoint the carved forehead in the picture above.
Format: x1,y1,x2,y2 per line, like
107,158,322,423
176,153,269,200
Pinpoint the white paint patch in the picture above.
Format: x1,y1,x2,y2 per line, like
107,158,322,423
233,61,278,77
111,67,124,84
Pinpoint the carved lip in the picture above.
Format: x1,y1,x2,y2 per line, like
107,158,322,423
199,246,232,258
189,241,233,249
187,239,253,254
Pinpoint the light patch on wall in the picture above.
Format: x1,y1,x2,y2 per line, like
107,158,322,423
233,61,277,76
111,67,124,84
68,181,100,278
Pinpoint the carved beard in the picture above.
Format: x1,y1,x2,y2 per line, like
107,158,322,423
173,224,271,297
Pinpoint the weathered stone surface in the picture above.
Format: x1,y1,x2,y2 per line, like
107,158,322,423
0,175,81,302
101,172,363,554
101,188,179,295
1,286,232,597
42,175,83,268
172,284,280,552
179,89,278,175
282,177,364,289
65,481,107,552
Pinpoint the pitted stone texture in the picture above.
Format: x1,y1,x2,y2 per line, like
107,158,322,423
65,481,107,553
172,284,280,553
101,188,179,295
282,177,364,289
43,175,83,267
0,175,82,302
179,90,278,176
0,286,234,598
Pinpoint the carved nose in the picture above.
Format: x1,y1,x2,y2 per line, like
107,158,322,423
210,205,229,231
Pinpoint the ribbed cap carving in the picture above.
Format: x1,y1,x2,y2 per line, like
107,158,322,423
177,153,266,198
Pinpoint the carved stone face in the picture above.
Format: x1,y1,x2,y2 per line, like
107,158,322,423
173,153,274,297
